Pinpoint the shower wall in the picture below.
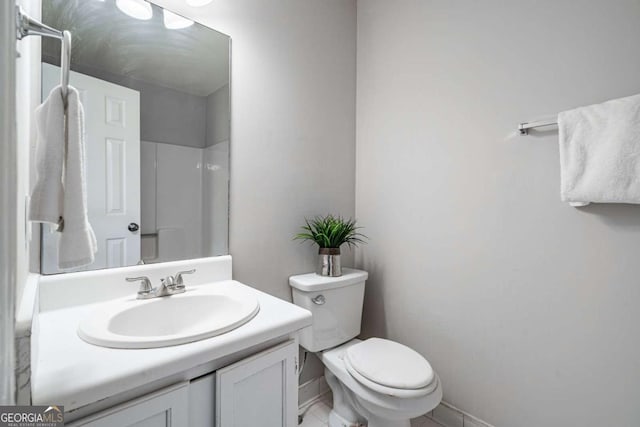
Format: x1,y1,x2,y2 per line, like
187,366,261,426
140,140,228,263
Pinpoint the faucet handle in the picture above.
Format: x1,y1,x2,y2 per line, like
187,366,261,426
161,275,176,288
126,276,153,296
175,269,196,286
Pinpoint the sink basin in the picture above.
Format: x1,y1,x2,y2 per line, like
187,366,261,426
78,286,260,348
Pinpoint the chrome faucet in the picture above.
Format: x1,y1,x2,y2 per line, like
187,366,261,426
175,269,196,287
126,269,195,300
126,276,154,299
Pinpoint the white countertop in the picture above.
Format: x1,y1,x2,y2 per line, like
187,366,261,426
32,280,311,411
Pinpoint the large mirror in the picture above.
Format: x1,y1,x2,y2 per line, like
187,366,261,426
40,0,230,274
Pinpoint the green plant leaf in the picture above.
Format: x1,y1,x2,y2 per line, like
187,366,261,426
293,214,368,249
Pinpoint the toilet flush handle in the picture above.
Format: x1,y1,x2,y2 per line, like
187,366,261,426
311,294,325,305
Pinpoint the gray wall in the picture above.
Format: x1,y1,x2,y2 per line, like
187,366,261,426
134,79,207,148
155,0,358,301
206,83,230,147
97,71,208,148
48,60,210,148
356,1,640,426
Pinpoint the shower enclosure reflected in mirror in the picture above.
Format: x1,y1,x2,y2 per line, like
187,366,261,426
40,0,230,274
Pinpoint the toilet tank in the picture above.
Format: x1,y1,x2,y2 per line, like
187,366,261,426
289,268,368,352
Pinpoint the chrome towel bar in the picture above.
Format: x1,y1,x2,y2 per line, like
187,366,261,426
16,6,71,102
518,117,558,135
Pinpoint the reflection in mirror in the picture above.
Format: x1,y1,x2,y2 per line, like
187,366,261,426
40,0,230,274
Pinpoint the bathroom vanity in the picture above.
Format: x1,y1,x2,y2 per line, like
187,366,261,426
28,256,311,426
17,3,312,425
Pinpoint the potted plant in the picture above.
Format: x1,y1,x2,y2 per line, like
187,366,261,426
294,214,367,277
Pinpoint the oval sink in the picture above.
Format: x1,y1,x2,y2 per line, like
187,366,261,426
78,287,260,348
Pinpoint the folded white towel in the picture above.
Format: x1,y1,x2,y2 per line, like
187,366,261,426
558,94,640,207
29,85,97,269
30,86,64,226
58,87,97,269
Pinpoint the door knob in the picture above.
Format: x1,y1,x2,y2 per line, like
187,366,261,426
128,222,139,232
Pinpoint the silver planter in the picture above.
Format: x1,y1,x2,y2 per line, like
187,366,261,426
317,248,341,277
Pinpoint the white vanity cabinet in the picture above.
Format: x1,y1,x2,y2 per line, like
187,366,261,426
215,339,298,427
189,373,216,426
68,383,189,427
68,340,298,427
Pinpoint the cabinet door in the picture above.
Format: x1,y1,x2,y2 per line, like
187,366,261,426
189,373,215,427
69,383,188,427
216,339,298,427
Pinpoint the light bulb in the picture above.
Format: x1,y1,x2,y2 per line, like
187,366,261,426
163,10,194,29
115,0,153,20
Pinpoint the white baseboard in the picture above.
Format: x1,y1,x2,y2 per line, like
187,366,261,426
426,401,496,427
297,376,495,427
298,375,330,414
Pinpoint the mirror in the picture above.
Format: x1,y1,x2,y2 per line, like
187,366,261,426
40,0,230,274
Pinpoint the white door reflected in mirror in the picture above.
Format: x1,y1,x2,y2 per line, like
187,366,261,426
41,63,141,274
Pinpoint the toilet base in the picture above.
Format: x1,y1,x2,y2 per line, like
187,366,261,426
327,410,410,427
365,416,410,427
326,369,366,427
328,409,362,427
325,368,415,427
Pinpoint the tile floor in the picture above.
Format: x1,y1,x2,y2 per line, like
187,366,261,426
299,395,444,427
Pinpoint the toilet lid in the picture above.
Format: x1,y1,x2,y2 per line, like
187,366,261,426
345,338,434,390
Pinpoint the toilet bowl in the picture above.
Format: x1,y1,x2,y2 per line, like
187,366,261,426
322,339,442,427
289,269,442,427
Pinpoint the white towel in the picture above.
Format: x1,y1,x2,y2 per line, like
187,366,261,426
558,94,640,207
30,86,64,225
29,86,97,269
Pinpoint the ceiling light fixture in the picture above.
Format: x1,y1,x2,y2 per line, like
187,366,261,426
186,0,213,7
163,10,194,29
115,0,153,20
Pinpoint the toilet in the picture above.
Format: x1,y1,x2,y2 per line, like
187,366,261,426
290,269,442,427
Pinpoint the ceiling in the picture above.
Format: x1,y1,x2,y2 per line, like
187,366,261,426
42,0,230,97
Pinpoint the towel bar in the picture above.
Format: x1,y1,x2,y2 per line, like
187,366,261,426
16,6,71,101
519,118,558,135
518,118,558,135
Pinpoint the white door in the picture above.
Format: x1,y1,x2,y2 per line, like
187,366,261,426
216,340,298,427
41,63,140,273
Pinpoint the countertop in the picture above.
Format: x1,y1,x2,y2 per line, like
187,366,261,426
32,280,311,411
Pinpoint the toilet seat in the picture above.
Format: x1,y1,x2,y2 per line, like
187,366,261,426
343,338,438,398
